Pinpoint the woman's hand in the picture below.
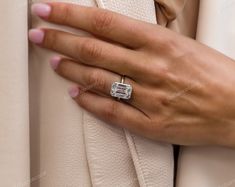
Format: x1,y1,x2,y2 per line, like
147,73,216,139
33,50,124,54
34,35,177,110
29,3,235,147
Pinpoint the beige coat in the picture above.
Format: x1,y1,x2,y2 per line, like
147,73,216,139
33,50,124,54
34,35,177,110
0,0,235,186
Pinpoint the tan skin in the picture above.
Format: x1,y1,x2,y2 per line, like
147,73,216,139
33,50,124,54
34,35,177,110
29,2,235,147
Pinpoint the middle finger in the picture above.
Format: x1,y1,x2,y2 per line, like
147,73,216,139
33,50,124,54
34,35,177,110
29,28,143,80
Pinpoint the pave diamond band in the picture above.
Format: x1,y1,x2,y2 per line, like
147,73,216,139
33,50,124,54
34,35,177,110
110,76,132,100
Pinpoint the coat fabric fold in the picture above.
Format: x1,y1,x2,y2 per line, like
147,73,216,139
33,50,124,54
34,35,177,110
154,0,187,26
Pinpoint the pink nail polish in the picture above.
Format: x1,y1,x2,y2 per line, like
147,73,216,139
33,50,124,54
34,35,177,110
50,56,61,70
31,3,51,18
28,29,45,44
69,87,80,98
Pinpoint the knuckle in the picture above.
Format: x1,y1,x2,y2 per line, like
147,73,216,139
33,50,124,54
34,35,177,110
94,74,106,91
161,36,179,55
155,66,170,79
164,37,177,50
79,39,102,61
56,60,70,76
75,92,87,106
92,10,114,34
58,4,71,23
86,69,106,91
150,92,170,108
159,95,171,107
103,101,119,120
86,69,101,87
43,30,58,49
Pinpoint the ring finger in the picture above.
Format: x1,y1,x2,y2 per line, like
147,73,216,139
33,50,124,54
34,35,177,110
50,57,147,111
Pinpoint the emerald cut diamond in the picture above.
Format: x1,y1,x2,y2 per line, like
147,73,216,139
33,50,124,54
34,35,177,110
110,82,132,100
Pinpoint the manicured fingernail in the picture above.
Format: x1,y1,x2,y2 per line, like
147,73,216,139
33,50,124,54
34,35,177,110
31,3,51,18
69,86,80,98
50,56,61,70
28,29,45,44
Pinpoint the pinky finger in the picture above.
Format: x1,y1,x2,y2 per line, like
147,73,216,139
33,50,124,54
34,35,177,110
69,86,150,136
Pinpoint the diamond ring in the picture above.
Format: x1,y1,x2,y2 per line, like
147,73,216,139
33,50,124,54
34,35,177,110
110,75,132,100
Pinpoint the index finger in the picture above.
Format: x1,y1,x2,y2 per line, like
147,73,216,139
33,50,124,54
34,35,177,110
31,2,153,48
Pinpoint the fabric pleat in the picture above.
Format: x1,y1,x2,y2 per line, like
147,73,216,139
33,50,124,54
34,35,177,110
154,0,188,26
